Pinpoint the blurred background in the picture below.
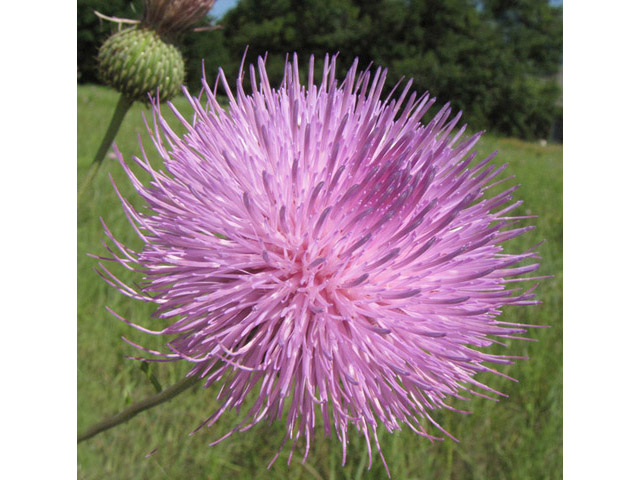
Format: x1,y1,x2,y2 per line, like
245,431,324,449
78,0,562,142
77,1,562,478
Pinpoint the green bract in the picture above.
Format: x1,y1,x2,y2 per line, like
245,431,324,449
98,27,185,103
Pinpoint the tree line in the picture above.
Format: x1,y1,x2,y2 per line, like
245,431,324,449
78,0,562,140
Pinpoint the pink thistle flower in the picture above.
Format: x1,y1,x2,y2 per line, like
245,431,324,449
97,53,542,475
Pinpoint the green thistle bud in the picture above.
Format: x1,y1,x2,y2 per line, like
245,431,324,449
97,27,185,103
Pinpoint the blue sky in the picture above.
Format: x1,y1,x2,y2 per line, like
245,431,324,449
211,0,239,19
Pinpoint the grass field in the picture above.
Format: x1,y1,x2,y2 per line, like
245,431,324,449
77,84,562,480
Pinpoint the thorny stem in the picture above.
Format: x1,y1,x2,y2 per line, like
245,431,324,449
77,94,133,202
77,374,201,444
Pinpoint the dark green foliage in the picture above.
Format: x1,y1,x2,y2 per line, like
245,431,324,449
180,27,231,91
483,0,563,75
77,0,562,140
216,0,561,140
77,0,144,83
382,0,562,139
219,0,365,87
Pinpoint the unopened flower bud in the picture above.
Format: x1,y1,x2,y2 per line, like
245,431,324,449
97,27,185,103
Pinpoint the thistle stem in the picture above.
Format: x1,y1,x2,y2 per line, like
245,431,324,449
77,94,133,202
77,374,201,444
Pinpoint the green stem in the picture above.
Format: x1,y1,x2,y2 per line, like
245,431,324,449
77,374,201,444
77,93,133,202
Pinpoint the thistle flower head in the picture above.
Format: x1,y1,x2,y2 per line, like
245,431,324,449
99,54,542,475
142,0,216,37
97,27,185,103
95,0,214,102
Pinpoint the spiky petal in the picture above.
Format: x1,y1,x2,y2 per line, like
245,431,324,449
98,54,542,475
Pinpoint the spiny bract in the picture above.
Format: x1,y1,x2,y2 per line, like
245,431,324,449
97,27,185,103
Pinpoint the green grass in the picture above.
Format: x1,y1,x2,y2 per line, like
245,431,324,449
77,84,562,479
